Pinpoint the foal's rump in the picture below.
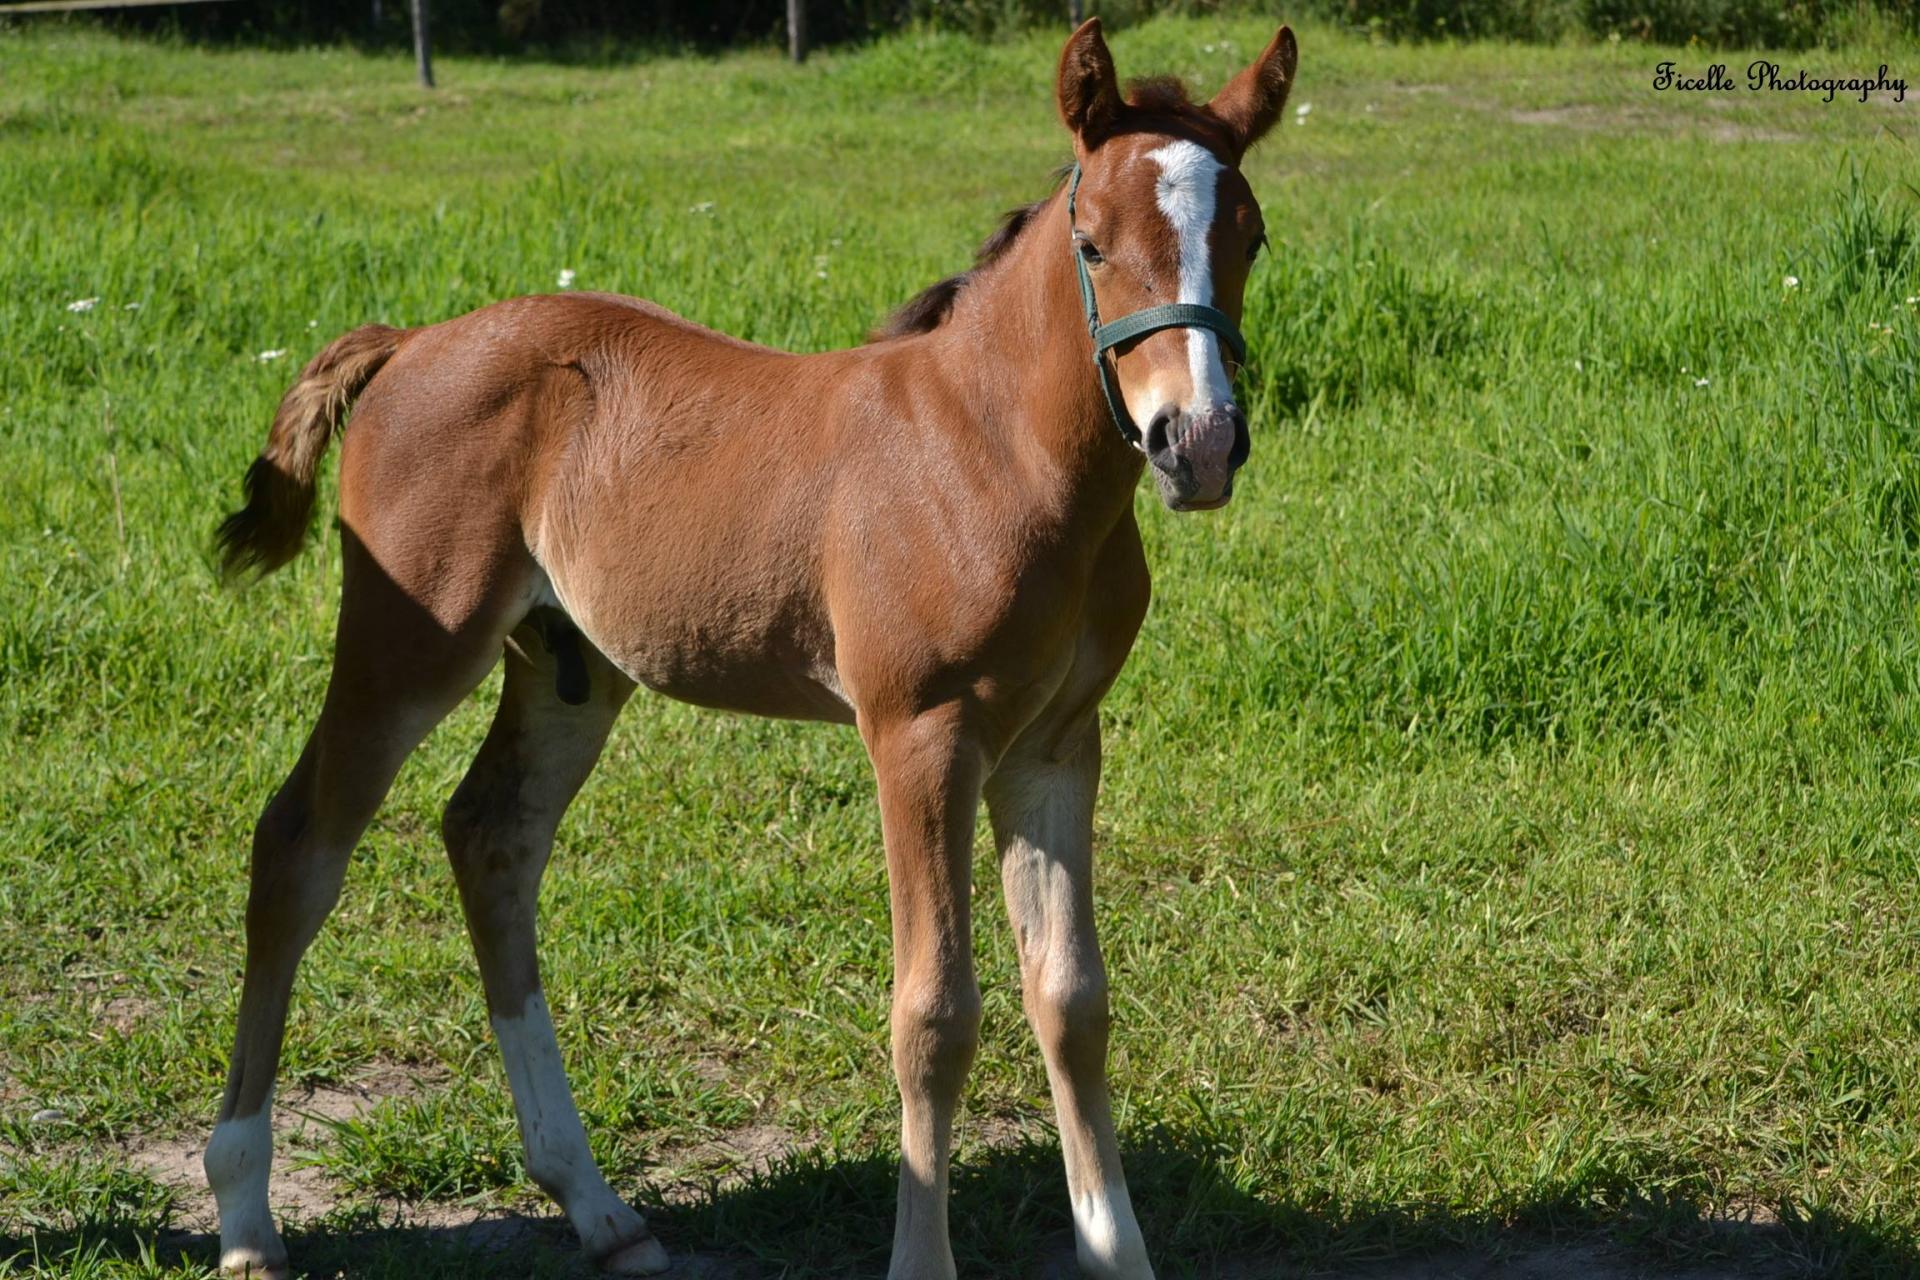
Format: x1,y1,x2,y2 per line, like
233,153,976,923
216,292,783,583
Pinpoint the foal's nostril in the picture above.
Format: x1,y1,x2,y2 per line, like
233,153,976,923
1226,405,1250,471
1144,408,1175,474
1144,406,1178,460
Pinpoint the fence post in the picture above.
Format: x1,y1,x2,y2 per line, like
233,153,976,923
410,0,434,88
787,0,807,63
1069,0,1083,23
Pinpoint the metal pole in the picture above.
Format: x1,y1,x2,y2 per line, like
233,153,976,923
410,0,434,88
787,0,807,63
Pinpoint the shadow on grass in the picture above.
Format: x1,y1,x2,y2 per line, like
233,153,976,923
652,1129,1910,1279
7,1129,1916,1278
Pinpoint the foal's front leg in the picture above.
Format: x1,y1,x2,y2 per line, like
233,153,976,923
984,718,1153,1279
867,706,988,1280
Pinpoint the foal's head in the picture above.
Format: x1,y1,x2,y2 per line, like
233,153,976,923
1057,19,1297,511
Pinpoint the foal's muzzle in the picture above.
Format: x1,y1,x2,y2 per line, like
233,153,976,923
1144,403,1251,511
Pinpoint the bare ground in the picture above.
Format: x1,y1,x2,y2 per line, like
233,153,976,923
1507,104,1802,142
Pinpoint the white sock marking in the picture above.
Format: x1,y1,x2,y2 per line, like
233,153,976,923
1146,140,1235,409
206,1107,279,1268
1073,1179,1151,1275
494,994,647,1258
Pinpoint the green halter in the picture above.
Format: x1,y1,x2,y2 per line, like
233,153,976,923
1066,162,1248,446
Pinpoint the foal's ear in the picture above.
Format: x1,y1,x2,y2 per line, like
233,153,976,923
1208,26,1298,159
1057,17,1122,146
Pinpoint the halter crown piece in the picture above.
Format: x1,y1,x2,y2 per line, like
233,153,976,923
1066,163,1248,446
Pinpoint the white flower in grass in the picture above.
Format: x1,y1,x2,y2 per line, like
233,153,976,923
1906,295,1919,307
1694,377,1710,387
688,201,716,215
556,268,576,289
122,302,141,311
1295,102,1312,124
256,349,287,362
1574,358,1584,371
66,297,99,312
1783,275,1800,290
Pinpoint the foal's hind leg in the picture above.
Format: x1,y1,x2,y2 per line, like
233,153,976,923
440,619,667,1276
206,542,514,1279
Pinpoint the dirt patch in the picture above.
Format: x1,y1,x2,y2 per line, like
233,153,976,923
687,1053,732,1085
1510,105,1654,129
91,993,159,1035
961,1106,1049,1155
126,1062,436,1231
653,1123,805,1201
277,1063,432,1124
1509,104,1801,143
132,1131,338,1231
1706,124,1803,143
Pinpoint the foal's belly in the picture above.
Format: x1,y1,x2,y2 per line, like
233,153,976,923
538,562,855,725
608,632,855,725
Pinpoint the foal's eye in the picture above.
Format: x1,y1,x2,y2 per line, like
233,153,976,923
1076,237,1104,266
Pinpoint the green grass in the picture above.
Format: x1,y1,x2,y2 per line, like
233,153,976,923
4,14,1920,1279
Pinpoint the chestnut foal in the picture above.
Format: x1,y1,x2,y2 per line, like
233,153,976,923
207,19,1296,1279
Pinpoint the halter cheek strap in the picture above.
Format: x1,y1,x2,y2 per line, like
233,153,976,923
1067,163,1248,447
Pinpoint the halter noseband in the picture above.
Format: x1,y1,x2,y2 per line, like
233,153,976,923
1066,162,1248,447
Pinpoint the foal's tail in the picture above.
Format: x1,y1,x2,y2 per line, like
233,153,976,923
215,324,408,579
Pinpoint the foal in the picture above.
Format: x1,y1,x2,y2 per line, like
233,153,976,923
207,19,1297,1279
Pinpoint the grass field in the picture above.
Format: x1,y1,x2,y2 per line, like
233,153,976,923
4,13,1920,1280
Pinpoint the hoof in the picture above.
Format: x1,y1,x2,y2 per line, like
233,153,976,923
601,1234,671,1275
218,1250,289,1280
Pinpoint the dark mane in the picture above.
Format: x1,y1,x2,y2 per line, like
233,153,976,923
870,192,1057,341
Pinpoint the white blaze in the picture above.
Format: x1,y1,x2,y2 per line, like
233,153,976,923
1145,140,1234,411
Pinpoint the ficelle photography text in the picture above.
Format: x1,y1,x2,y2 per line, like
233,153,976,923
1654,59,1907,102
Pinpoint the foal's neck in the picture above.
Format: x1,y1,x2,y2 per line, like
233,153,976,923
938,193,1143,530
